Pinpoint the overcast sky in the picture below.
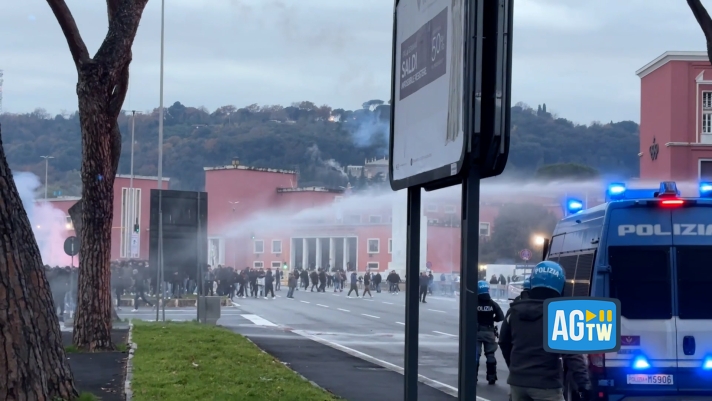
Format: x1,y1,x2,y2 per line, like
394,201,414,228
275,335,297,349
1,0,710,124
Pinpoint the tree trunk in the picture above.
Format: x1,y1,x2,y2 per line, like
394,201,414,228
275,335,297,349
0,124,78,400
71,63,123,352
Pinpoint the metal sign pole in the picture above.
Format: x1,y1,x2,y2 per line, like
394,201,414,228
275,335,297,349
458,165,479,400
197,192,202,323
404,186,422,400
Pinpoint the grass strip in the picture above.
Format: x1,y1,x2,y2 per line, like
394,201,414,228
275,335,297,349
130,321,339,401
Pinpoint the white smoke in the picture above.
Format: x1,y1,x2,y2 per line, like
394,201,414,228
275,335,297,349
14,172,73,266
306,144,348,178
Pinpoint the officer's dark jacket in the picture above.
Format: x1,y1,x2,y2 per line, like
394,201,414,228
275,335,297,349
477,294,504,327
499,299,590,390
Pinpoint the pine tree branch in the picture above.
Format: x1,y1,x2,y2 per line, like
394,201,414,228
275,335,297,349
688,0,712,63
94,0,149,71
46,0,90,67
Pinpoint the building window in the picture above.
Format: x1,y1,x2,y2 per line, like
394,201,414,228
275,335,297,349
369,215,382,224
479,222,491,236
345,215,361,224
704,91,712,109
426,204,437,212
367,262,379,270
272,240,282,253
254,261,264,269
701,160,712,180
388,238,392,254
428,219,439,225
254,240,264,253
704,113,712,134
444,205,456,214
271,261,282,270
367,239,380,253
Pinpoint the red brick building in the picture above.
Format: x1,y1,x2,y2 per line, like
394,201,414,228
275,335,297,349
35,163,600,273
637,51,712,181
39,174,168,263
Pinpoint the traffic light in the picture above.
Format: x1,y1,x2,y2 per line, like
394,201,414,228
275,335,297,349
283,263,288,269
134,223,139,233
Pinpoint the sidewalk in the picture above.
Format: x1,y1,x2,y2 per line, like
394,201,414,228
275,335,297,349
62,328,129,401
230,325,454,401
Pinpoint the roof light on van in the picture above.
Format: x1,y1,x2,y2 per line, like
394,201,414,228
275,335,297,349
632,355,650,370
703,356,712,370
700,182,712,198
566,199,584,214
656,181,680,198
607,183,626,200
660,199,684,207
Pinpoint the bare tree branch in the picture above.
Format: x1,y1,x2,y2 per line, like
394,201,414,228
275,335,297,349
107,0,122,23
687,0,712,63
94,0,149,70
46,0,90,67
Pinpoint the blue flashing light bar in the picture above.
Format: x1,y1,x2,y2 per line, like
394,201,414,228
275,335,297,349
701,182,712,198
703,356,712,370
632,355,650,370
606,183,626,202
657,181,680,197
566,199,584,214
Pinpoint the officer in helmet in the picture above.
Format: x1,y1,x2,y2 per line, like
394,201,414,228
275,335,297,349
498,261,591,401
476,280,504,384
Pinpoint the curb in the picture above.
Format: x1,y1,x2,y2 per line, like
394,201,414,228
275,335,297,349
124,323,137,401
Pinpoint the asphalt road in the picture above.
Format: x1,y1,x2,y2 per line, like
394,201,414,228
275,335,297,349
116,288,513,401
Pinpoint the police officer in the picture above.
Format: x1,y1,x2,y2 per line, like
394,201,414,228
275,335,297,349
476,280,504,384
515,277,531,302
499,261,591,401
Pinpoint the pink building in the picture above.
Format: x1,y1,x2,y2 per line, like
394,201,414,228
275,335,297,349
38,174,169,261
637,51,712,181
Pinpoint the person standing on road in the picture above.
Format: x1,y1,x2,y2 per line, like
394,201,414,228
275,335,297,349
374,272,382,293
318,268,327,292
265,269,275,299
362,271,372,298
274,269,281,291
475,280,504,384
419,272,429,303
499,261,591,401
287,271,297,298
347,271,360,298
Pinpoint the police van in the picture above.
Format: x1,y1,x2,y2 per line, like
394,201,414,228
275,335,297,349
543,181,712,401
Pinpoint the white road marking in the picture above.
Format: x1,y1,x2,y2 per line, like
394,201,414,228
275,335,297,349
362,298,374,301
433,331,457,338
362,314,380,319
231,302,240,307
240,314,277,327
395,322,405,325
317,304,329,308
337,308,350,312
428,309,446,313
300,301,310,304
291,330,488,400
332,293,340,296
382,302,394,305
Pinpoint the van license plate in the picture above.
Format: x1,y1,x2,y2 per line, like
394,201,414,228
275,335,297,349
626,374,674,385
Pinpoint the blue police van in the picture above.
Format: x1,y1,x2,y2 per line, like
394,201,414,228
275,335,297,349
544,181,712,401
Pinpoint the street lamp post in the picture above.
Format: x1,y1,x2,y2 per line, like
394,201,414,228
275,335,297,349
156,0,166,323
229,201,239,267
40,155,55,200
129,111,137,260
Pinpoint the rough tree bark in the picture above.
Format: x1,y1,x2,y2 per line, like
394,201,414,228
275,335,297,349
688,0,712,63
46,0,149,351
68,201,121,323
0,124,78,400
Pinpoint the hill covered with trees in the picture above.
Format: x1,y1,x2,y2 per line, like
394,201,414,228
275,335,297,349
0,100,639,196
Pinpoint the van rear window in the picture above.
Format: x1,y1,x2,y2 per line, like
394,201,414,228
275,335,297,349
676,247,712,319
609,246,672,320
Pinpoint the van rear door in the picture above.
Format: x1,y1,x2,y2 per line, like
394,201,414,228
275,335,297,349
672,206,712,392
604,208,676,392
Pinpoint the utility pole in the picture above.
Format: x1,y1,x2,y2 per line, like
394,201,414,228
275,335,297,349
40,155,54,200
156,0,166,323
229,201,239,267
129,111,137,259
